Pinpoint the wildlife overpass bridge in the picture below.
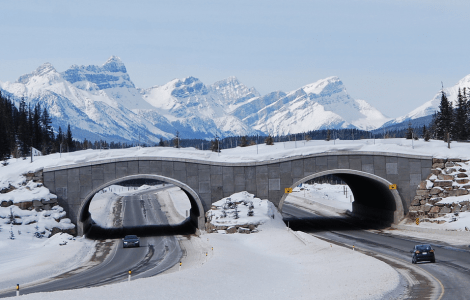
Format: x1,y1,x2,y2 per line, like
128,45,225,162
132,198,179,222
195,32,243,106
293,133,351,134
42,152,433,235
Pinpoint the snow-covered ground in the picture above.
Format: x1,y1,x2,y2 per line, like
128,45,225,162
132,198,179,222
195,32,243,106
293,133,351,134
287,183,354,212
11,196,401,300
153,186,191,224
0,229,94,292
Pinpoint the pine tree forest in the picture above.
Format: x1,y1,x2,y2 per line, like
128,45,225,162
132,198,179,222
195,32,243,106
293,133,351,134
0,92,75,161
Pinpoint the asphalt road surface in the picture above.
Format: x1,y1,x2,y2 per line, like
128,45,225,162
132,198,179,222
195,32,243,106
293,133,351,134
0,187,182,298
282,203,470,300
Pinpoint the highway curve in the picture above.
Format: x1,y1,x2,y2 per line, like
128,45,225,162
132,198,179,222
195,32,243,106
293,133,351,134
282,203,470,300
0,187,182,298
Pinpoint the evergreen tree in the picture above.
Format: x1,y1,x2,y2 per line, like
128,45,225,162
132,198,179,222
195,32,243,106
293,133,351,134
56,126,64,152
66,124,73,152
158,138,165,147
434,90,453,141
173,131,180,148
41,107,54,153
17,99,31,156
265,135,274,145
406,122,413,139
240,136,248,147
453,88,468,140
32,103,43,150
422,125,430,141
326,129,331,141
210,134,220,152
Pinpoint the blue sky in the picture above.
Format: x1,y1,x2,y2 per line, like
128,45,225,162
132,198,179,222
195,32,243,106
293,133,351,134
1,0,469,118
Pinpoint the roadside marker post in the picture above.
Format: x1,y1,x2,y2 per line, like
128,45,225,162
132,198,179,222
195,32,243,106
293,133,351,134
128,270,131,282
416,218,420,225
389,184,397,190
284,188,293,194
352,245,355,251
16,284,19,297
179,261,182,271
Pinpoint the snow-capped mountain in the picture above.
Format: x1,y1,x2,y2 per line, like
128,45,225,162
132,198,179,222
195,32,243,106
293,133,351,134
138,76,260,138
235,77,390,135
383,74,470,128
0,56,390,142
0,58,173,143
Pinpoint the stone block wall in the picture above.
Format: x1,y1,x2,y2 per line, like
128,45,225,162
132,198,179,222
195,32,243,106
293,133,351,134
409,158,470,224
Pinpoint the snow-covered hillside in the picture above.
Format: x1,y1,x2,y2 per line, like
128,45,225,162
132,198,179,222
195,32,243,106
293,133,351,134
0,57,390,142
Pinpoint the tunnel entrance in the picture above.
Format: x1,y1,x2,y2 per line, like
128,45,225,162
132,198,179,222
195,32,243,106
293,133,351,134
78,175,205,238
280,169,404,231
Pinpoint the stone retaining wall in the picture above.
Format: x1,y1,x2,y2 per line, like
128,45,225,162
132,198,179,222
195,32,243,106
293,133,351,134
409,158,469,224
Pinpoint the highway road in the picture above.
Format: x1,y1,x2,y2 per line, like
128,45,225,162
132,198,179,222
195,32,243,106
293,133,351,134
0,187,182,298
282,203,470,300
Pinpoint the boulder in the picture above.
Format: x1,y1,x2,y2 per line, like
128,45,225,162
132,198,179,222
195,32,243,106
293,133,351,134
423,204,433,212
448,158,461,162
428,213,438,219
452,205,461,213
456,178,470,184
437,220,446,224
433,180,453,187
432,163,445,169
411,198,421,206
420,200,427,205
42,198,58,204
440,207,451,213
429,206,440,213
438,174,453,180
416,190,429,196
446,168,456,174
408,211,418,219
430,188,442,195
456,173,468,178
447,189,468,196
458,168,467,172
15,201,33,209
430,169,441,176
445,162,455,168
461,205,468,212
50,227,77,237
248,224,256,230
433,158,446,163
418,181,428,190
238,227,250,234
1,200,13,207
428,198,441,205
226,226,237,234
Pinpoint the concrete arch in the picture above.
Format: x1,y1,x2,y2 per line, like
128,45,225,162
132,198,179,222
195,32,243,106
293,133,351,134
278,169,404,224
78,174,205,236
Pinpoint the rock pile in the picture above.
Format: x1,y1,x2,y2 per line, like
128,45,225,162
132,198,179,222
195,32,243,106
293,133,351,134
409,158,470,224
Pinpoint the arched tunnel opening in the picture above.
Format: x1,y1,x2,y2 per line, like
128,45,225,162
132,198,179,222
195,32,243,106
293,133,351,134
79,177,201,239
280,170,403,232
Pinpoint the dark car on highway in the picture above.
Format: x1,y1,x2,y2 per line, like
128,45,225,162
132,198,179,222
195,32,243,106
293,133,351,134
410,244,435,264
123,235,140,248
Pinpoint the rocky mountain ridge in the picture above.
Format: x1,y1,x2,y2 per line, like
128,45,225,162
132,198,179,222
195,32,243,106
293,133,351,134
0,56,391,142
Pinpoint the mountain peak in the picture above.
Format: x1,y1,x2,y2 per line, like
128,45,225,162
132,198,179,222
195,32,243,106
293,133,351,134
302,76,345,96
16,62,58,84
102,55,126,73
